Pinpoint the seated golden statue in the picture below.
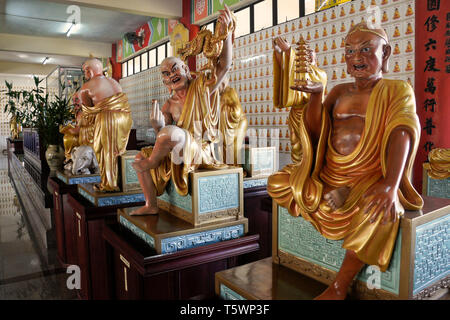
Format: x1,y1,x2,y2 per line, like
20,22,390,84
268,22,423,299
78,58,132,192
131,6,238,215
60,92,96,164
423,148,450,180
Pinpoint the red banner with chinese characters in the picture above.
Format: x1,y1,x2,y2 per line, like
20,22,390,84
413,0,450,192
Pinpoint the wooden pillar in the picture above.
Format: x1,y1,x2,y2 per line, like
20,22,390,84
413,0,450,192
111,43,121,81
180,0,199,72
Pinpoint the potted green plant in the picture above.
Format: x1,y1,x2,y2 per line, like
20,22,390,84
3,76,75,174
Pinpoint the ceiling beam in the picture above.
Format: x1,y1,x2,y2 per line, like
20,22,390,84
0,33,111,59
0,61,57,75
44,0,182,19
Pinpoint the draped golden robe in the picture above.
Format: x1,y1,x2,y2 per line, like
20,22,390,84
423,148,450,180
142,74,226,197
60,110,96,162
82,92,132,192
218,86,248,165
273,49,328,163
268,79,423,272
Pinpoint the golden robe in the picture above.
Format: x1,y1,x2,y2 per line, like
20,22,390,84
61,111,96,162
423,148,450,180
273,49,328,163
218,86,248,166
268,79,423,271
143,74,226,197
82,92,132,192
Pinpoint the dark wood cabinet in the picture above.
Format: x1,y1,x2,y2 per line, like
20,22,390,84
103,223,260,300
66,193,144,300
241,185,272,264
47,177,78,266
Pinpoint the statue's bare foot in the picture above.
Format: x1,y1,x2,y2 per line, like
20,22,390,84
129,205,159,216
323,186,350,211
314,282,347,300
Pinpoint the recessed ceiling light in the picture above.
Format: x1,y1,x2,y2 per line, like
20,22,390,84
18,53,28,59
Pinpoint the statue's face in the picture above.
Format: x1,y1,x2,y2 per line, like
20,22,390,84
160,58,190,92
345,31,389,79
82,64,94,80
82,60,103,80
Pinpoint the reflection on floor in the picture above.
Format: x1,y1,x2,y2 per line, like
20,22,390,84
0,155,77,300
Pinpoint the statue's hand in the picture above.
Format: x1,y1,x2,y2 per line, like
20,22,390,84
150,100,165,131
290,81,323,94
362,181,399,225
218,4,233,35
273,36,291,54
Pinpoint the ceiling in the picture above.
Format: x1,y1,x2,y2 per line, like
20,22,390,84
0,0,182,74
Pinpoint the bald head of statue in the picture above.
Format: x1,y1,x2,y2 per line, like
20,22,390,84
160,57,192,93
82,58,104,81
344,21,392,77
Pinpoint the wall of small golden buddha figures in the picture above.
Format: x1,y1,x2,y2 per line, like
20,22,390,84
120,69,170,142
198,0,415,168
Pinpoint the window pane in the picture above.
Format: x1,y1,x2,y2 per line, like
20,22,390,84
167,43,173,57
254,0,273,32
157,45,166,65
141,51,148,70
122,62,127,78
305,0,315,15
127,59,133,76
234,7,250,38
278,0,299,22
134,56,141,73
149,49,156,68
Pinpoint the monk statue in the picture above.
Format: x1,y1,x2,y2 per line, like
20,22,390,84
218,71,248,166
78,58,133,192
9,116,20,140
131,5,236,215
268,22,423,299
60,91,95,165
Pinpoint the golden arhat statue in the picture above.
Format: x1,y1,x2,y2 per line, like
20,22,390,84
130,5,245,216
269,21,423,300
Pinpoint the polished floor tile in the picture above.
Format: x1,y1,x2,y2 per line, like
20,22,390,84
0,155,77,300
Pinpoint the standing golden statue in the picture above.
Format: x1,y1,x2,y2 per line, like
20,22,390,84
218,72,248,166
131,5,240,215
9,116,21,140
78,58,133,192
269,22,423,299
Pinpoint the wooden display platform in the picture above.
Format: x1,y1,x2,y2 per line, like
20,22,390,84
102,222,260,300
118,207,248,254
77,183,145,207
56,169,101,185
215,257,327,300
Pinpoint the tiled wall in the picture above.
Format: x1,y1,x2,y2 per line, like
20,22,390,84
119,69,169,142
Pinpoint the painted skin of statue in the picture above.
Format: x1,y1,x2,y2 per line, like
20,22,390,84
269,22,423,299
130,5,235,215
